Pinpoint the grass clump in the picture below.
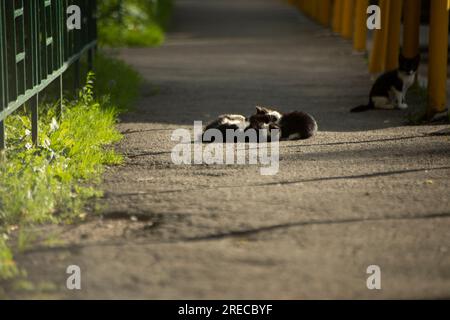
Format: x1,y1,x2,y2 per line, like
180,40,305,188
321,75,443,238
98,0,173,47
0,237,19,280
0,54,142,279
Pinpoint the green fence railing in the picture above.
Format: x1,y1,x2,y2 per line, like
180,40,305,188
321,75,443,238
0,0,97,150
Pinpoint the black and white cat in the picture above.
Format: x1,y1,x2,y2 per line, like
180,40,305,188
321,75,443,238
203,114,249,135
202,114,249,142
351,54,420,112
203,106,317,142
252,106,318,140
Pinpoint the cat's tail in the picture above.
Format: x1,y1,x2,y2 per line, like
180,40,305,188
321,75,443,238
351,101,373,113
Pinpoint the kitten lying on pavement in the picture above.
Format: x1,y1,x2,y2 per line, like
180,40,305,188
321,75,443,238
202,106,317,143
202,114,250,143
203,114,249,136
252,106,318,141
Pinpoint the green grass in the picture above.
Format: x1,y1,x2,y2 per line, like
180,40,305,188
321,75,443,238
98,0,173,47
0,53,142,280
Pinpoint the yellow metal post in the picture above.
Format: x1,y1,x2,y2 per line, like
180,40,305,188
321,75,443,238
312,1,316,18
314,0,321,22
385,0,403,70
332,0,344,34
341,0,355,39
306,0,314,17
369,0,390,73
353,0,368,51
319,0,332,27
428,0,449,116
302,0,308,16
318,0,324,25
403,0,421,59
287,0,294,11
298,0,306,13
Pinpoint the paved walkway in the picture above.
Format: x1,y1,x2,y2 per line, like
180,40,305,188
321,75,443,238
9,0,450,299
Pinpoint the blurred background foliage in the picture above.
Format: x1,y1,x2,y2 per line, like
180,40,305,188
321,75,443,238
98,0,174,47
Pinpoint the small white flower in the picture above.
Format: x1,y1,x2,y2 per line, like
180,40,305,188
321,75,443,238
34,166,45,174
25,129,31,136
50,118,59,132
25,143,32,150
43,138,51,148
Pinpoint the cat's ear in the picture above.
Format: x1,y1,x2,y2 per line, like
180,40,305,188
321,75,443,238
256,106,265,114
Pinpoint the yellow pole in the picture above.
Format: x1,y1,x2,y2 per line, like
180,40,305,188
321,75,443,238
287,0,296,10
369,0,390,73
315,0,321,22
341,0,355,39
315,0,322,24
428,0,449,116
332,0,344,34
403,0,421,59
312,1,317,18
301,0,307,14
298,0,305,13
385,0,403,70
312,0,318,19
318,0,323,24
303,0,309,14
307,0,314,17
353,0,369,51
319,0,332,26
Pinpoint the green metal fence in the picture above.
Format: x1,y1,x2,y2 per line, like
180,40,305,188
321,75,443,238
0,0,97,150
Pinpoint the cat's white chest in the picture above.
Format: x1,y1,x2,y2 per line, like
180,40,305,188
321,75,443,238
400,73,415,92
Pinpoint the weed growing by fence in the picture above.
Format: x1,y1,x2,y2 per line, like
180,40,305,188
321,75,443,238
0,55,142,280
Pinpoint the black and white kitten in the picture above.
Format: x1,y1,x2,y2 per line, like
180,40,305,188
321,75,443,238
351,54,420,112
204,114,248,133
202,114,249,142
203,106,317,142
252,106,318,140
